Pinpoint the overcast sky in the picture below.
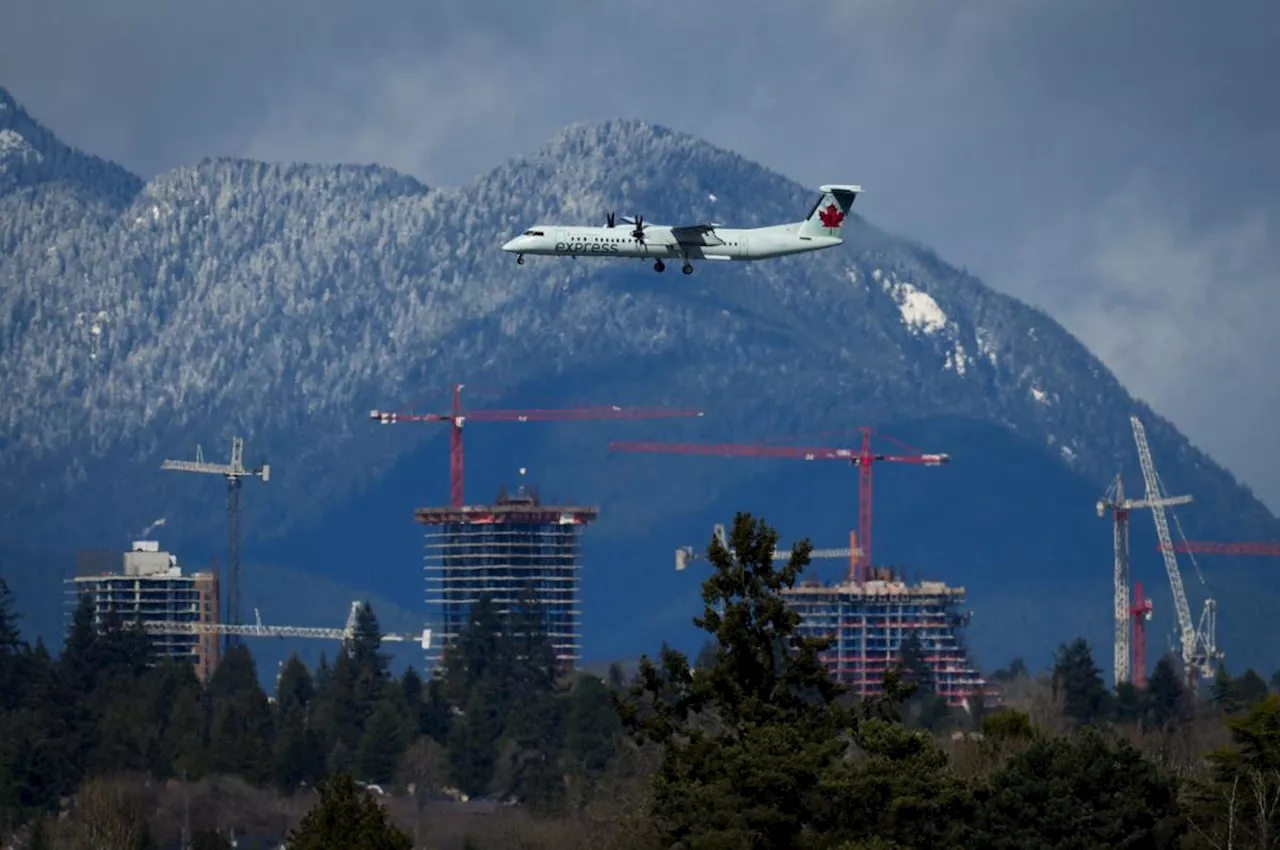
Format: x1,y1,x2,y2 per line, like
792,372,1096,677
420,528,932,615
4,0,1278,513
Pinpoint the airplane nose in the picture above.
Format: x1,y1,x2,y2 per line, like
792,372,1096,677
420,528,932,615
502,237,519,252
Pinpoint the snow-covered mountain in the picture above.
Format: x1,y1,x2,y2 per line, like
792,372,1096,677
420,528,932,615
2,84,1277,676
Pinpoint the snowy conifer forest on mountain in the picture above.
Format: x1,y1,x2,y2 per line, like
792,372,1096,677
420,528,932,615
2,83,1278,677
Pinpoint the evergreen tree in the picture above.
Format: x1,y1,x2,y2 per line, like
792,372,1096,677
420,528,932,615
286,772,412,850
1235,668,1269,706
1113,681,1146,723
1191,693,1280,848
614,512,853,849
273,703,326,793
970,725,1184,847
420,675,452,745
207,645,275,785
357,700,408,785
563,674,623,781
1210,663,1238,712
1145,654,1189,730
1051,638,1111,726
275,654,315,716
895,631,950,732
0,577,25,711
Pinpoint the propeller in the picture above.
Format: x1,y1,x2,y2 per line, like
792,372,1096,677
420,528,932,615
627,213,646,242
606,211,616,228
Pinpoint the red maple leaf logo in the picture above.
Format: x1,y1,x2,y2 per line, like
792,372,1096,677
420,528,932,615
818,203,845,229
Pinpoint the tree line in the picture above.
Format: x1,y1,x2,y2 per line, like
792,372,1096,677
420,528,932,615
4,512,1280,847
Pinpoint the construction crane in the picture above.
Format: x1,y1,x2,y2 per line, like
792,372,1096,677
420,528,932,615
676,523,862,577
371,382,704,507
1096,472,1192,687
144,600,431,649
610,426,948,582
1130,414,1221,682
1129,581,1153,688
161,437,270,651
1161,541,1280,556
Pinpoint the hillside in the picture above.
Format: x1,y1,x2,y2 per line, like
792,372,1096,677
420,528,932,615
2,84,1278,678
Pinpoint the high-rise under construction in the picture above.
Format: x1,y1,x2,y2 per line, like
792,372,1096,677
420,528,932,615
783,567,998,708
416,483,598,670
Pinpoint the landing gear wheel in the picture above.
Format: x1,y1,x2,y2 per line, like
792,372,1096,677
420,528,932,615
516,254,524,265
653,260,665,272
682,263,693,275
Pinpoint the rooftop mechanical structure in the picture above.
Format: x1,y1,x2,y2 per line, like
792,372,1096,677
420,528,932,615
416,482,598,670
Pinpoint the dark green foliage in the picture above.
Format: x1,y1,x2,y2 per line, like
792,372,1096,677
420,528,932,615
0,535,1270,847
285,772,412,850
615,512,854,849
190,829,233,850
356,700,408,785
1144,654,1190,730
1051,637,1111,726
971,725,1184,848
1186,693,1280,847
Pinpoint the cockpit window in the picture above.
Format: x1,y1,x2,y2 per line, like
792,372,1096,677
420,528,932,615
522,229,545,236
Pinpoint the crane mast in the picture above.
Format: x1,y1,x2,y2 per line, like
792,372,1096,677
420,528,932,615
1096,473,1191,686
1130,414,1211,680
161,437,270,652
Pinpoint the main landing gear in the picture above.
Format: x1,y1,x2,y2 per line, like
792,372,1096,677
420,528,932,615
652,260,694,274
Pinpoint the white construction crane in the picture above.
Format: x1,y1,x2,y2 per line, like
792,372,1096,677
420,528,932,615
143,600,431,649
1130,414,1221,682
676,523,862,578
1097,473,1192,687
161,437,270,651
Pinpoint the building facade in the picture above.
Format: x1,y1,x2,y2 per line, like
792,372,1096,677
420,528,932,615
67,540,220,681
416,484,598,671
783,567,999,708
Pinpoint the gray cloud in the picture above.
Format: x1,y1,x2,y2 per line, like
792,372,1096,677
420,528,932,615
3,0,1278,511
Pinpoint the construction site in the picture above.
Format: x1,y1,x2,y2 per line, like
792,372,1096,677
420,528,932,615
69,381,1280,701
1101,414,1280,690
417,482,597,669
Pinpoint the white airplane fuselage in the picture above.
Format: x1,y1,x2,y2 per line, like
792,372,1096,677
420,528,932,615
503,223,841,263
501,184,862,274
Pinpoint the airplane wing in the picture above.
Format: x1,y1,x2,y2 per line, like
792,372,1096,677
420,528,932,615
670,223,723,244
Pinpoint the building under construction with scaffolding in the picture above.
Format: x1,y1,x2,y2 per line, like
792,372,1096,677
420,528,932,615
416,483,598,670
67,541,221,681
783,566,998,708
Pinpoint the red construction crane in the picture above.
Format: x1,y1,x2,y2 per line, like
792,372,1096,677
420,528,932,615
1159,541,1280,556
608,425,948,582
371,383,704,507
1129,581,1152,689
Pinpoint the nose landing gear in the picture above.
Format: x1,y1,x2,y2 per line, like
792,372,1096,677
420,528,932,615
516,254,524,265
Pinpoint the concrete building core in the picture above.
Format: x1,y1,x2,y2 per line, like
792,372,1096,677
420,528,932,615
415,483,598,671
67,540,220,681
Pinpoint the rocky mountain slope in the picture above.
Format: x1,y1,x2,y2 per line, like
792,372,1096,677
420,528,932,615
2,84,1277,677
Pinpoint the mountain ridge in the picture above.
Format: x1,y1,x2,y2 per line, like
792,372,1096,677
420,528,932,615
1,83,1276,679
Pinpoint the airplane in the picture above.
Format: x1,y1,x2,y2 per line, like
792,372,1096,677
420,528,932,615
501,184,862,275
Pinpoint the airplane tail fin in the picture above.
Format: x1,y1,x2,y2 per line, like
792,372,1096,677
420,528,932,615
797,184,861,240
